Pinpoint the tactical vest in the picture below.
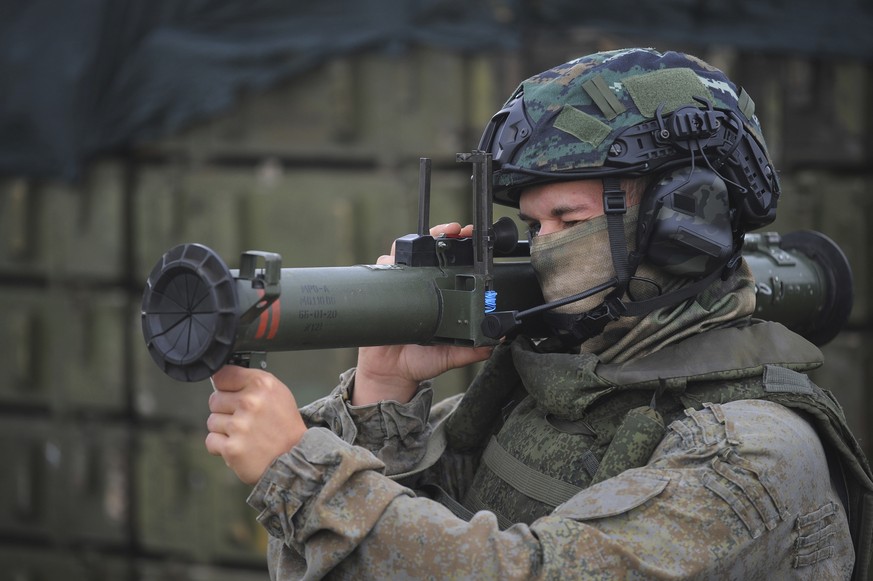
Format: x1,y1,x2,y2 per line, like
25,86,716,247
425,326,873,580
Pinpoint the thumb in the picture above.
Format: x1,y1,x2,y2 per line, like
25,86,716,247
442,345,493,371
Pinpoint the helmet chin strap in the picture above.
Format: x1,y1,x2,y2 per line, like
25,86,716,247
601,177,636,295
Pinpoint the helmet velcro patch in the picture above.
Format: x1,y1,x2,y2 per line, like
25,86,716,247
624,68,714,117
553,105,612,147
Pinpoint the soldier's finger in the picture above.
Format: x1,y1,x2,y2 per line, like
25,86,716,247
429,222,462,237
206,412,232,435
204,431,228,457
208,389,241,414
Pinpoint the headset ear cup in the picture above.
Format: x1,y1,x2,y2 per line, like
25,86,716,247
637,167,735,277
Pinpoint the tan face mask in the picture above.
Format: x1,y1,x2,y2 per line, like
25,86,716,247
529,205,640,315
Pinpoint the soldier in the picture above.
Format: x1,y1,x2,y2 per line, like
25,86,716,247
205,48,872,579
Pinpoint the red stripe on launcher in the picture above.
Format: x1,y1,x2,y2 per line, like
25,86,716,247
267,298,280,340
255,289,269,340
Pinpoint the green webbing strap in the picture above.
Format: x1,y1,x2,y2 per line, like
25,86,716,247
762,364,815,395
582,75,626,120
482,436,583,508
464,487,515,530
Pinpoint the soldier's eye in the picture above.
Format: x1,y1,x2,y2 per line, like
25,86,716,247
527,222,541,237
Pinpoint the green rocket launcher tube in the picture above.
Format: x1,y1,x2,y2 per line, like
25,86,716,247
141,241,544,382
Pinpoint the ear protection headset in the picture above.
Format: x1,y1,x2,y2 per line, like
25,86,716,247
636,166,734,279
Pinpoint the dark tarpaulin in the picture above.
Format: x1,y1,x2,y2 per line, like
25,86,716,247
1,0,871,180
0,0,516,180
532,0,873,58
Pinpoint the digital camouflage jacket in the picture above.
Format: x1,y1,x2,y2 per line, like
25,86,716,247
248,321,871,580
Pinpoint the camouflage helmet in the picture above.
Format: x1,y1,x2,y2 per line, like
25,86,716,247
478,48,781,236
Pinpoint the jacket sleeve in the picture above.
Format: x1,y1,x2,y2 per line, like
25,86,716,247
247,427,543,581
297,368,462,477
248,399,854,580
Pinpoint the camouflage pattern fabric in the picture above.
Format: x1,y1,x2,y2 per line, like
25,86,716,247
247,321,857,579
584,257,757,364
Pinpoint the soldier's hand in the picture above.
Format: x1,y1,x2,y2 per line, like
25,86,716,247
353,223,493,406
205,365,307,485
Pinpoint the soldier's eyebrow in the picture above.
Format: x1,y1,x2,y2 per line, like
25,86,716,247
518,204,592,223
